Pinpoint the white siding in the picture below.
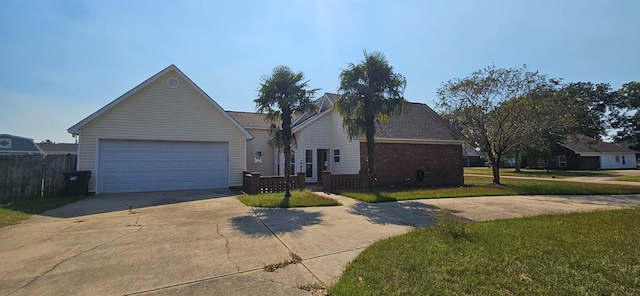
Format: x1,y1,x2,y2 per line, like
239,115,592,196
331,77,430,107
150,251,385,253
245,128,275,175
77,70,247,192
277,111,360,182
328,111,361,175
600,153,638,169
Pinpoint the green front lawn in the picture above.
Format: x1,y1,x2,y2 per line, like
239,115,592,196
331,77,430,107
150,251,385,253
612,175,640,182
237,190,341,208
330,207,640,295
338,176,640,202
464,167,620,178
0,196,86,227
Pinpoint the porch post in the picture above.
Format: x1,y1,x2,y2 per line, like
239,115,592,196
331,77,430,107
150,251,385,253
297,172,305,189
322,171,331,192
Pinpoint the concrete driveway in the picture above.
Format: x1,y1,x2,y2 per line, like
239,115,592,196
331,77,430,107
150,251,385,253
1,190,640,296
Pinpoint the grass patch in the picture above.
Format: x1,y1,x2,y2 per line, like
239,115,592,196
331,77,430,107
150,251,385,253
237,189,341,208
612,175,640,182
0,196,86,227
338,176,640,202
464,167,620,178
330,207,640,295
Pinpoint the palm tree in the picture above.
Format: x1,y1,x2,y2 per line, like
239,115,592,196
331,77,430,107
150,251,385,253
335,51,407,189
255,66,318,200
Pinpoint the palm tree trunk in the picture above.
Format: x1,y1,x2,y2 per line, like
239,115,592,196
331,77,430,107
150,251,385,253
282,108,293,202
366,127,376,190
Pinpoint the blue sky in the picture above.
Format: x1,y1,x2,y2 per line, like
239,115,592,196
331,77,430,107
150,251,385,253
1,0,639,143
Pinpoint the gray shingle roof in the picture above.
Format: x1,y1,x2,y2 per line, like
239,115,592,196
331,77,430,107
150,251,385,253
227,111,274,128
561,136,638,154
375,103,462,141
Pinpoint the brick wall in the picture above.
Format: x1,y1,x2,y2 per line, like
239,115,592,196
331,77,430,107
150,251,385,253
360,142,464,187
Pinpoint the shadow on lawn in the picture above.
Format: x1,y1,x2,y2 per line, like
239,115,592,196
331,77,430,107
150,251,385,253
347,201,441,228
231,208,324,236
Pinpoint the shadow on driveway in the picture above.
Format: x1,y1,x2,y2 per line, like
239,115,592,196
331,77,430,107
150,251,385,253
41,189,236,218
231,208,325,236
347,201,441,227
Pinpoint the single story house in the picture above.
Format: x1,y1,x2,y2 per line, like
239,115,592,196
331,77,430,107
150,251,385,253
231,93,465,187
0,134,44,155
38,142,78,155
69,65,464,194
538,136,638,170
68,65,252,194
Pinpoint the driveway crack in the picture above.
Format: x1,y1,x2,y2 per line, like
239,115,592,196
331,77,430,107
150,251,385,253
250,207,324,286
216,224,240,272
7,227,143,296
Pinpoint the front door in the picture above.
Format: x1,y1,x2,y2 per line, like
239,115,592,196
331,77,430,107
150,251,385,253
317,149,329,182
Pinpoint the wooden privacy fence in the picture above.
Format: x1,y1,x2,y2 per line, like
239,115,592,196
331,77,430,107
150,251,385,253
243,171,305,194
0,154,77,202
322,171,364,191
242,170,366,194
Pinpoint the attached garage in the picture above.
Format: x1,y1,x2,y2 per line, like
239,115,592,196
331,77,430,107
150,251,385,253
68,65,252,194
98,140,229,193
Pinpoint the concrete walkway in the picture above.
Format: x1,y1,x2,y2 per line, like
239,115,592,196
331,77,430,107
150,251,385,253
466,169,640,187
1,190,640,296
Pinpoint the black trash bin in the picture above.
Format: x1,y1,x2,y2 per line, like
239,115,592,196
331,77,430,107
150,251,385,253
63,171,91,196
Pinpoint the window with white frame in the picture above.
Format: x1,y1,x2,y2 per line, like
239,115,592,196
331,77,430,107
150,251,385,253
557,155,567,168
615,155,620,163
305,150,313,177
333,149,340,162
536,159,546,168
622,155,626,164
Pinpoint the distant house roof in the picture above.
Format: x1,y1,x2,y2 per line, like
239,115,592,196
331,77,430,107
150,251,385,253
0,134,44,155
38,143,78,155
463,145,482,157
375,103,462,143
560,136,638,154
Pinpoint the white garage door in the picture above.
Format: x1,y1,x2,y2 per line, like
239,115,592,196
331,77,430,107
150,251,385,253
98,140,229,193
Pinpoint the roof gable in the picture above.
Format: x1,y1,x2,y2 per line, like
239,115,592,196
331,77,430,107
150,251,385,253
291,94,462,143
0,134,44,154
68,65,252,139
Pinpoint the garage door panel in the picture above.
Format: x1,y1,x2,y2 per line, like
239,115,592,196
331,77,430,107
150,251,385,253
98,140,229,193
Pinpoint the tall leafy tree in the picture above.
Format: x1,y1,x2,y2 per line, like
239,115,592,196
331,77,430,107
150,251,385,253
437,66,556,184
611,81,640,151
557,82,613,138
335,51,407,188
255,66,317,200
509,83,577,170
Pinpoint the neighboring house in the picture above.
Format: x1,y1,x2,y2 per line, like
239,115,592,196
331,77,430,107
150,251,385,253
463,145,484,167
232,93,465,187
0,134,44,155
68,65,252,194
37,143,78,155
543,136,638,170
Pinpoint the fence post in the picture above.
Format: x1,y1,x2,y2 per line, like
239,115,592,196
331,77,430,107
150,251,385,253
322,171,332,192
250,172,261,194
297,172,305,190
